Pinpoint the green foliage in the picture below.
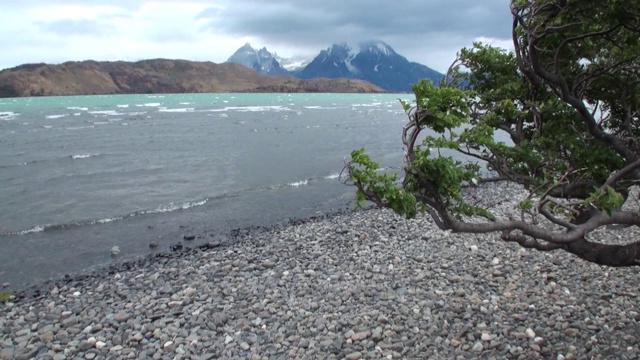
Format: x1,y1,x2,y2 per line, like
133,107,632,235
584,186,625,215
348,0,639,241
517,198,534,211
349,149,418,218
400,79,470,133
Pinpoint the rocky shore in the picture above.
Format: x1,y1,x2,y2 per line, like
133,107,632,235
1,182,639,359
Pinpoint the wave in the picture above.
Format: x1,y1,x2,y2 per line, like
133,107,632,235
0,196,222,237
127,111,147,116
88,110,125,116
0,111,19,120
287,179,308,187
205,105,291,113
0,152,104,169
352,102,383,108
66,106,88,111
65,125,95,130
45,114,67,119
137,103,162,107
71,153,101,160
158,107,195,113
0,172,347,237
116,104,129,108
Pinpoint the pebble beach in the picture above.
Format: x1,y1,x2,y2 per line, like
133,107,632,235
1,182,639,360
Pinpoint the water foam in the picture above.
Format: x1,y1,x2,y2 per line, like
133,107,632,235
158,107,195,113
88,110,125,116
1,198,211,237
46,114,67,119
0,111,19,120
288,179,309,187
206,105,291,113
67,106,88,111
71,153,100,159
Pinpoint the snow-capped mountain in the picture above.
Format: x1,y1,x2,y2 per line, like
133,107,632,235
227,43,288,75
226,41,444,91
298,41,444,92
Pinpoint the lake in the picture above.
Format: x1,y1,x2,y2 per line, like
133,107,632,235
0,92,414,289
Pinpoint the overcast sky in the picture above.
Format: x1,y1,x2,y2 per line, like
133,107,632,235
1,0,513,73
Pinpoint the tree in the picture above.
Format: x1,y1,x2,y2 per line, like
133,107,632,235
345,0,640,266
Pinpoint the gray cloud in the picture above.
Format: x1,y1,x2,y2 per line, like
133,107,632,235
0,0,514,72
205,0,511,48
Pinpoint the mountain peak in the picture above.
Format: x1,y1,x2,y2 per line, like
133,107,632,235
227,44,288,75
300,40,443,91
359,41,396,56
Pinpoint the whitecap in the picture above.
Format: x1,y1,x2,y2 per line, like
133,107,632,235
116,104,129,108
70,154,99,159
205,105,290,112
0,111,18,120
158,107,194,113
66,106,88,111
88,110,125,116
142,103,161,107
19,225,44,235
324,173,340,180
97,217,120,224
46,114,67,119
142,199,209,214
288,179,309,187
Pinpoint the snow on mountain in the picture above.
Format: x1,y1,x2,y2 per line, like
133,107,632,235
227,43,288,75
226,40,444,91
274,53,313,72
299,41,444,92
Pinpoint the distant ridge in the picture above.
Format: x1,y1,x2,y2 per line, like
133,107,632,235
0,59,384,97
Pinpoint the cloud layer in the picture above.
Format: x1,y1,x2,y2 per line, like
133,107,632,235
1,0,513,73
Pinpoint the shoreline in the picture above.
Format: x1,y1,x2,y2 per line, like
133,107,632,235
6,205,365,299
2,182,640,359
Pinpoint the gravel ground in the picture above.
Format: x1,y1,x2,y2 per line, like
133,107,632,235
1,182,640,360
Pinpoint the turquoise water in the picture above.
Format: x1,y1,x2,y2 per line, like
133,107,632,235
0,93,413,287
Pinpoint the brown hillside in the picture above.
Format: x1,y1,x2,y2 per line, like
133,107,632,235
0,59,384,97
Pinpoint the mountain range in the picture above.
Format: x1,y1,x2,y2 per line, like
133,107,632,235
0,40,443,97
227,41,444,92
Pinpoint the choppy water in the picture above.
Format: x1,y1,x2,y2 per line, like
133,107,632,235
0,93,415,288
